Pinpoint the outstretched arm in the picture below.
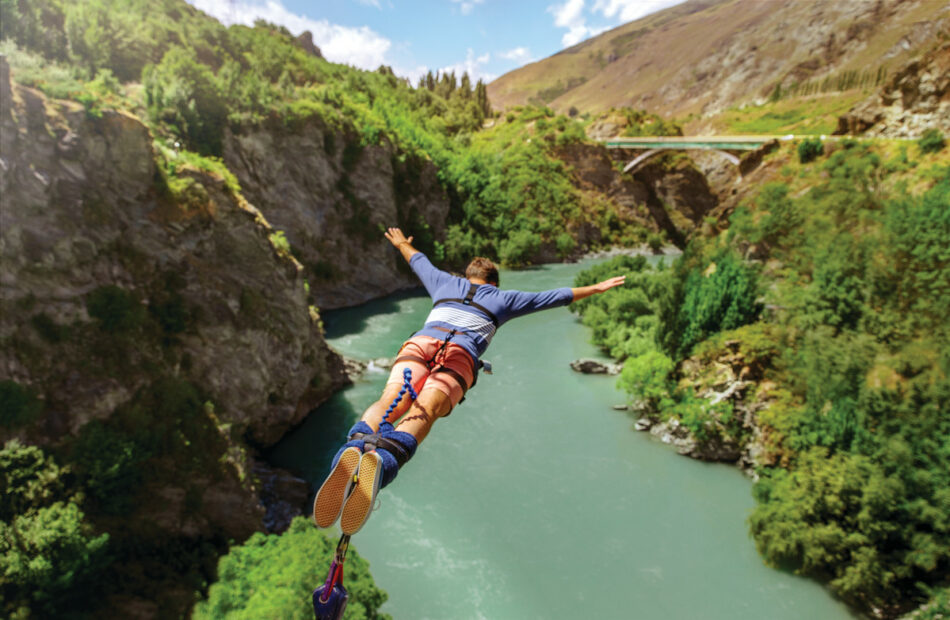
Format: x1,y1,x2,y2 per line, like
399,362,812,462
384,227,418,263
571,275,626,302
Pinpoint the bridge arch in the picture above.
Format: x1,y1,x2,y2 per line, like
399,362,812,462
622,148,740,174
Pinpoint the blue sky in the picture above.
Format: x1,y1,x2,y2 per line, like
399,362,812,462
187,0,685,84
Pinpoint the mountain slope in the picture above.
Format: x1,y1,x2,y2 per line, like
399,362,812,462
488,0,948,120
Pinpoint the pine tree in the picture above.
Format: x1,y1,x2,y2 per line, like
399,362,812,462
475,79,491,118
460,71,472,98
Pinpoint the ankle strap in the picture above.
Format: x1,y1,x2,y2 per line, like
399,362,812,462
349,432,411,468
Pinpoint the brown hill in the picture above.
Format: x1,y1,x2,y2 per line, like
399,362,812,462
488,0,948,120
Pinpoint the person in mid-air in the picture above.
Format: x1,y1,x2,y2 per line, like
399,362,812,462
313,227,626,534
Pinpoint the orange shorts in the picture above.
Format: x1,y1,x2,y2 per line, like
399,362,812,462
387,335,476,411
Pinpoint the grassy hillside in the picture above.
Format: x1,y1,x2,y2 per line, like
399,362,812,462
489,0,947,124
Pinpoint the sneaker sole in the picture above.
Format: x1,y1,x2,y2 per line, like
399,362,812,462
313,447,362,528
340,451,382,535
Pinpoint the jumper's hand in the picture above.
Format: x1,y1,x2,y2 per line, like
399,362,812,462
384,227,413,248
571,274,626,302
594,275,626,294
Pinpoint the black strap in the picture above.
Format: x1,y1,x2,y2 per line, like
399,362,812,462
350,433,411,468
432,366,469,393
432,283,500,327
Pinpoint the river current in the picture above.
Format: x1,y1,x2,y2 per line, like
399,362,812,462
269,258,855,620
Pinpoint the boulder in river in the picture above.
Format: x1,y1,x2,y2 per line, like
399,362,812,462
570,358,622,375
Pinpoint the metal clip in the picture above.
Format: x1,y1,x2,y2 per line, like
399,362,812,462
335,534,350,563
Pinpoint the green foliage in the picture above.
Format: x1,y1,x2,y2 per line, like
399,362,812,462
0,440,64,521
573,145,949,615
86,285,146,333
194,517,389,620
0,381,43,429
71,421,147,515
750,442,950,613
269,230,293,256
877,171,950,336
571,255,669,360
442,106,592,266
144,46,228,156
797,137,824,164
616,107,683,137
618,350,674,406
906,587,950,619
724,147,950,612
498,229,542,267
658,247,762,360
0,441,109,618
918,129,945,155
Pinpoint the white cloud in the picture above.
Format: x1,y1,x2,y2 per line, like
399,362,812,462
451,0,485,15
592,0,685,23
551,0,585,28
548,0,596,47
187,0,391,70
499,47,533,63
440,48,496,83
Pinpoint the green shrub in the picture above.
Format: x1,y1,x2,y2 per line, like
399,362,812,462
918,129,945,154
72,421,146,515
86,285,145,333
0,440,64,521
0,441,109,617
144,47,227,156
193,517,389,620
498,229,541,267
658,248,762,360
797,137,824,164
618,350,674,407
0,500,110,617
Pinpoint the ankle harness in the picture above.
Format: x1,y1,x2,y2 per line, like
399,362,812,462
348,432,412,468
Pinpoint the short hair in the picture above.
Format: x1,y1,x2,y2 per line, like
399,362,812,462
465,257,499,285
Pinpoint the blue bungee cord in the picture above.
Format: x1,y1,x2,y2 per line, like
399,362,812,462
381,368,416,424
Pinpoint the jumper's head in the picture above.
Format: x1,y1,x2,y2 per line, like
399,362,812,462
465,257,499,287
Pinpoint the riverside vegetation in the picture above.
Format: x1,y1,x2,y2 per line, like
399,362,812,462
570,137,950,618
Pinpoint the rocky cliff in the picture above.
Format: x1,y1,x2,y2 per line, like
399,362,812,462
0,55,348,614
555,142,721,249
224,118,450,310
837,40,950,137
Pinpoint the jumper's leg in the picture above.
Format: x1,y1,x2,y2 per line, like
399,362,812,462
393,387,453,444
359,382,414,431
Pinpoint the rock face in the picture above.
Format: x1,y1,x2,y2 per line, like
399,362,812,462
294,30,324,58
837,42,950,137
0,63,346,447
0,55,348,611
223,119,450,309
570,358,622,375
555,143,720,249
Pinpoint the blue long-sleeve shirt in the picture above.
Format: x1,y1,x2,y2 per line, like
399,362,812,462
409,253,574,364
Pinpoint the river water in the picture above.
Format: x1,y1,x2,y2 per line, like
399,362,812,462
269,259,855,620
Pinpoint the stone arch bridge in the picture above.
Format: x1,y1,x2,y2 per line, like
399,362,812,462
605,136,781,173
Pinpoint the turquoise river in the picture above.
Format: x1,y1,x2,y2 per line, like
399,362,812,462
269,258,856,620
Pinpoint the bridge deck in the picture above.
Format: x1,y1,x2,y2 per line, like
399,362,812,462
605,136,780,151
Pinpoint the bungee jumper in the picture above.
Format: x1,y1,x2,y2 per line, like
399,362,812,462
312,227,624,618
